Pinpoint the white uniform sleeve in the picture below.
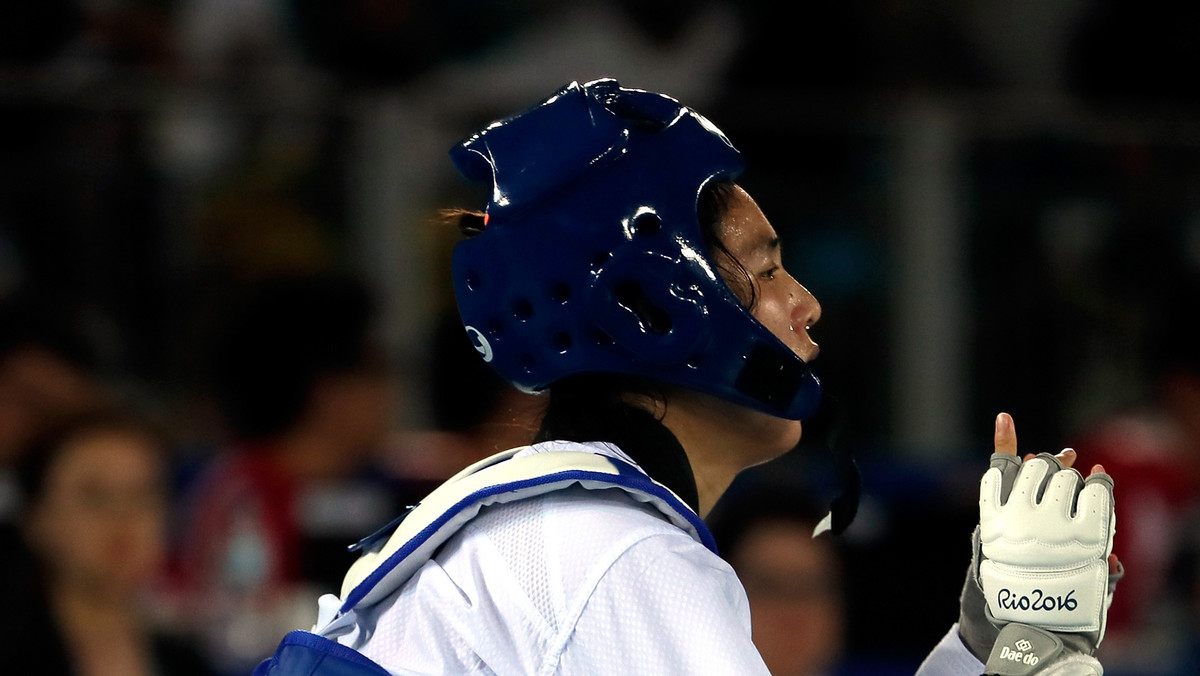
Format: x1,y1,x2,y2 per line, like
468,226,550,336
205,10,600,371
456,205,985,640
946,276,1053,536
555,532,771,675
916,623,986,675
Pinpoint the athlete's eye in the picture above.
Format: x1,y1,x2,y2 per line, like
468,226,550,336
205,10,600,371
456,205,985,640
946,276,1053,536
760,266,779,281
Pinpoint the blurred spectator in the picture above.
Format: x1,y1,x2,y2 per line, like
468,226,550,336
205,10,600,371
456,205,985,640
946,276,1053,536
1071,274,1200,673
0,298,105,521
0,409,214,676
709,486,846,676
169,273,400,674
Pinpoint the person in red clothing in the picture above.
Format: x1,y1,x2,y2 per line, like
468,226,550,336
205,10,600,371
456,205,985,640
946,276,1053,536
1072,276,1200,670
170,273,400,675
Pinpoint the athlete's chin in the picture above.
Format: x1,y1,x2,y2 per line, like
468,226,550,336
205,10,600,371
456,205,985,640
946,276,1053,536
774,419,804,457
744,415,803,466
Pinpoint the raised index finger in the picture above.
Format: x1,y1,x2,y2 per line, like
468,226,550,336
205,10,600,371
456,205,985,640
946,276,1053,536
987,412,1023,505
994,412,1018,456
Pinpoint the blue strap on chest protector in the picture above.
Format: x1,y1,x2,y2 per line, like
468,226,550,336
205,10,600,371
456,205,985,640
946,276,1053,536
337,453,716,613
252,630,391,676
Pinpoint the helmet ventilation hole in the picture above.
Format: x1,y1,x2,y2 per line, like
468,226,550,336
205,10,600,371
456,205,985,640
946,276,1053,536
632,212,661,237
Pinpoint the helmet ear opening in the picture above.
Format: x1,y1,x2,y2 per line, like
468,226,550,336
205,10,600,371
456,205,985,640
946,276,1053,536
613,280,673,335
619,280,676,336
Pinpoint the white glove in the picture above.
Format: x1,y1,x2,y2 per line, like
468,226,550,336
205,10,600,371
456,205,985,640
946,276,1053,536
977,451,1120,675
980,451,1116,634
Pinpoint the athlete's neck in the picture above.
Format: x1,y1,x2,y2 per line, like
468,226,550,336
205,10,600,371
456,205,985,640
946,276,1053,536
656,390,802,517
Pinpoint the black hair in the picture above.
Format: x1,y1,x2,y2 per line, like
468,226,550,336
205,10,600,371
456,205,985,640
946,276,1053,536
697,180,758,311
0,295,101,373
532,373,665,443
16,408,164,510
429,309,514,433
207,273,379,440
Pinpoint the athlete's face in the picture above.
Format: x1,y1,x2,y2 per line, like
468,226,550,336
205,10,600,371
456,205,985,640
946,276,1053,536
716,186,821,369
708,185,822,453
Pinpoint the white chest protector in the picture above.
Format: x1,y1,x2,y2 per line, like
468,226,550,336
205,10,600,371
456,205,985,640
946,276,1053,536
253,443,714,676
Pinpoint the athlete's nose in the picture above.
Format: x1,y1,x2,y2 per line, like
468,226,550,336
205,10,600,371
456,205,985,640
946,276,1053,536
790,282,821,362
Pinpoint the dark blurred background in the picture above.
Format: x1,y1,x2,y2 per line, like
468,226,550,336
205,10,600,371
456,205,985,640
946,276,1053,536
1,1,1198,675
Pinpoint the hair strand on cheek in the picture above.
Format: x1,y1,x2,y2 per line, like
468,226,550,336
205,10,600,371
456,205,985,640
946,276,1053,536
698,182,758,311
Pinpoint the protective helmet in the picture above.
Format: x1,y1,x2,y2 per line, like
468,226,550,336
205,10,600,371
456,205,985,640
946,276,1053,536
450,79,822,420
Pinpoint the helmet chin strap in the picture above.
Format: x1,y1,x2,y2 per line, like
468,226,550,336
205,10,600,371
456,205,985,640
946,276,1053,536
805,394,861,537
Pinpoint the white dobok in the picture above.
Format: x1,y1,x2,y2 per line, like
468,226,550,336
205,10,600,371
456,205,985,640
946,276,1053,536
303,440,981,675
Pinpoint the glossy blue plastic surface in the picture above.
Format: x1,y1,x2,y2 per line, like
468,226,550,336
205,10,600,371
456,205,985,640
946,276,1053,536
450,79,820,420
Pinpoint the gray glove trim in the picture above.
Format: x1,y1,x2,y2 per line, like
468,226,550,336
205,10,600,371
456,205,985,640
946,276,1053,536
959,526,997,662
993,451,1067,505
985,623,1065,675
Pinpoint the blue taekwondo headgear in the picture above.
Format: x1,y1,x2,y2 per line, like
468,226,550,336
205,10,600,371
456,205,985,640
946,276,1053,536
449,78,822,421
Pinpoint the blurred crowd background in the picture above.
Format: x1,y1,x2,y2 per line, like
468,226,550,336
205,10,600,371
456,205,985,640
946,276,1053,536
1,1,1198,675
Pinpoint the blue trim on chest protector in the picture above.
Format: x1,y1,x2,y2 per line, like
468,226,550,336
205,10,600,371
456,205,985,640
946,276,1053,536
253,630,392,676
338,455,717,614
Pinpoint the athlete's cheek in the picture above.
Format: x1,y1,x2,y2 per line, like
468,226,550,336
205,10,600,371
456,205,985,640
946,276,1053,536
754,298,795,344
